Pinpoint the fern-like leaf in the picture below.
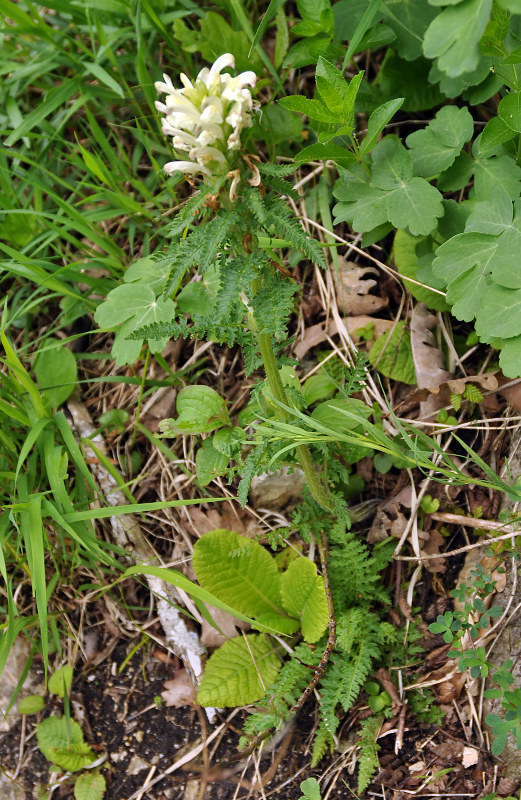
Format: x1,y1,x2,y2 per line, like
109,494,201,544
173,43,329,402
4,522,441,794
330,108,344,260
357,716,382,793
238,444,267,507
214,252,261,323
311,721,334,766
259,163,298,177
265,202,326,268
318,637,380,737
261,172,301,203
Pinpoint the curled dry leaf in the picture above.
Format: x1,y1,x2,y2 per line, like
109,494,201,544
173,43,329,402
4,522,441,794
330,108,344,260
462,746,479,768
419,529,447,574
161,668,195,708
294,316,393,360
331,260,388,316
410,303,452,419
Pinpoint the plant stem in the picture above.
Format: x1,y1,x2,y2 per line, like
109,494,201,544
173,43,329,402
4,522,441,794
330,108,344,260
257,330,333,511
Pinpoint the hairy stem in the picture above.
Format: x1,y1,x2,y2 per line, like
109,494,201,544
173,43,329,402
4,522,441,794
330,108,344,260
257,330,333,511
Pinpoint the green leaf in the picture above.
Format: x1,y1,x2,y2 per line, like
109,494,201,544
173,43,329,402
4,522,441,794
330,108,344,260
432,187,521,332
197,634,280,706
280,558,329,643
406,105,474,178
294,142,356,166
161,386,230,435
498,91,521,132
360,97,405,155
302,372,337,405
499,334,521,378
381,0,438,60
299,777,322,800
480,116,517,152
4,79,77,147
195,439,229,486
36,717,96,771
74,772,106,800
334,139,444,237
176,283,211,316
34,339,78,410
393,230,449,310
94,283,175,366
18,695,45,714
83,62,124,98
423,0,492,78
48,665,73,698
472,152,521,200
311,398,372,432
368,322,416,384
212,427,246,457
192,529,285,619
277,95,336,123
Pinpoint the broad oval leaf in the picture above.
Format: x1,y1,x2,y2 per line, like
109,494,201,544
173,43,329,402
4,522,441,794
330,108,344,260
280,558,329,643
195,439,229,486
74,772,106,800
18,695,45,714
193,529,284,619
37,716,95,771
161,386,230,435
197,634,280,706
368,322,416,384
311,398,371,432
34,338,77,409
48,664,73,698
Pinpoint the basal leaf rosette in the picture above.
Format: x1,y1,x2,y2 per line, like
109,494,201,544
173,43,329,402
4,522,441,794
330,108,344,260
155,53,259,198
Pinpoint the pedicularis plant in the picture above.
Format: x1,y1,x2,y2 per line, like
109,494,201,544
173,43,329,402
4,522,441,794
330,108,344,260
94,42,521,787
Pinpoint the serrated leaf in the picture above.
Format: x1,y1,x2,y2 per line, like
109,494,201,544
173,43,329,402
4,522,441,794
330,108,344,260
37,717,95,771
393,230,449,310
360,97,405,155
48,665,73,698
34,339,77,410
277,95,336,123
74,772,106,800
280,558,329,643
212,427,245,457
192,529,284,619
161,386,230,435
195,439,229,486
368,321,416,384
423,0,492,78
197,634,280,706
406,105,474,178
49,741,97,772
18,695,45,714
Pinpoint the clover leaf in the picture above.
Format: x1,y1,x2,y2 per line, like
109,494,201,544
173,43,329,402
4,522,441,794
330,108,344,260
333,138,444,239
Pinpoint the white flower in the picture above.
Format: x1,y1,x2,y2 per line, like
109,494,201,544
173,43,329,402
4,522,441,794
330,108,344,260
155,53,258,182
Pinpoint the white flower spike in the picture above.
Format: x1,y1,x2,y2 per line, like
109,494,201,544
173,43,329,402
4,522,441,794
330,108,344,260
155,53,258,188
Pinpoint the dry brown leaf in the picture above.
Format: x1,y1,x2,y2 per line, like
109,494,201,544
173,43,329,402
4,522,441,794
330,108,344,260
161,669,195,708
462,746,479,768
497,374,521,413
332,260,388,316
410,303,452,419
200,605,248,649
419,529,447,574
294,316,393,360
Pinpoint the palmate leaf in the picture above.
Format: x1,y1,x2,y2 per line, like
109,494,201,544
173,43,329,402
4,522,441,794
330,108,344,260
432,187,521,336
280,557,329,643
423,0,492,78
197,633,281,706
406,105,474,178
333,138,443,238
192,529,286,620
93,282,175,365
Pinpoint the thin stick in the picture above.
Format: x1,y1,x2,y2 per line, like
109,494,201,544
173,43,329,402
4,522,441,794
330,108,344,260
394,517,521,561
